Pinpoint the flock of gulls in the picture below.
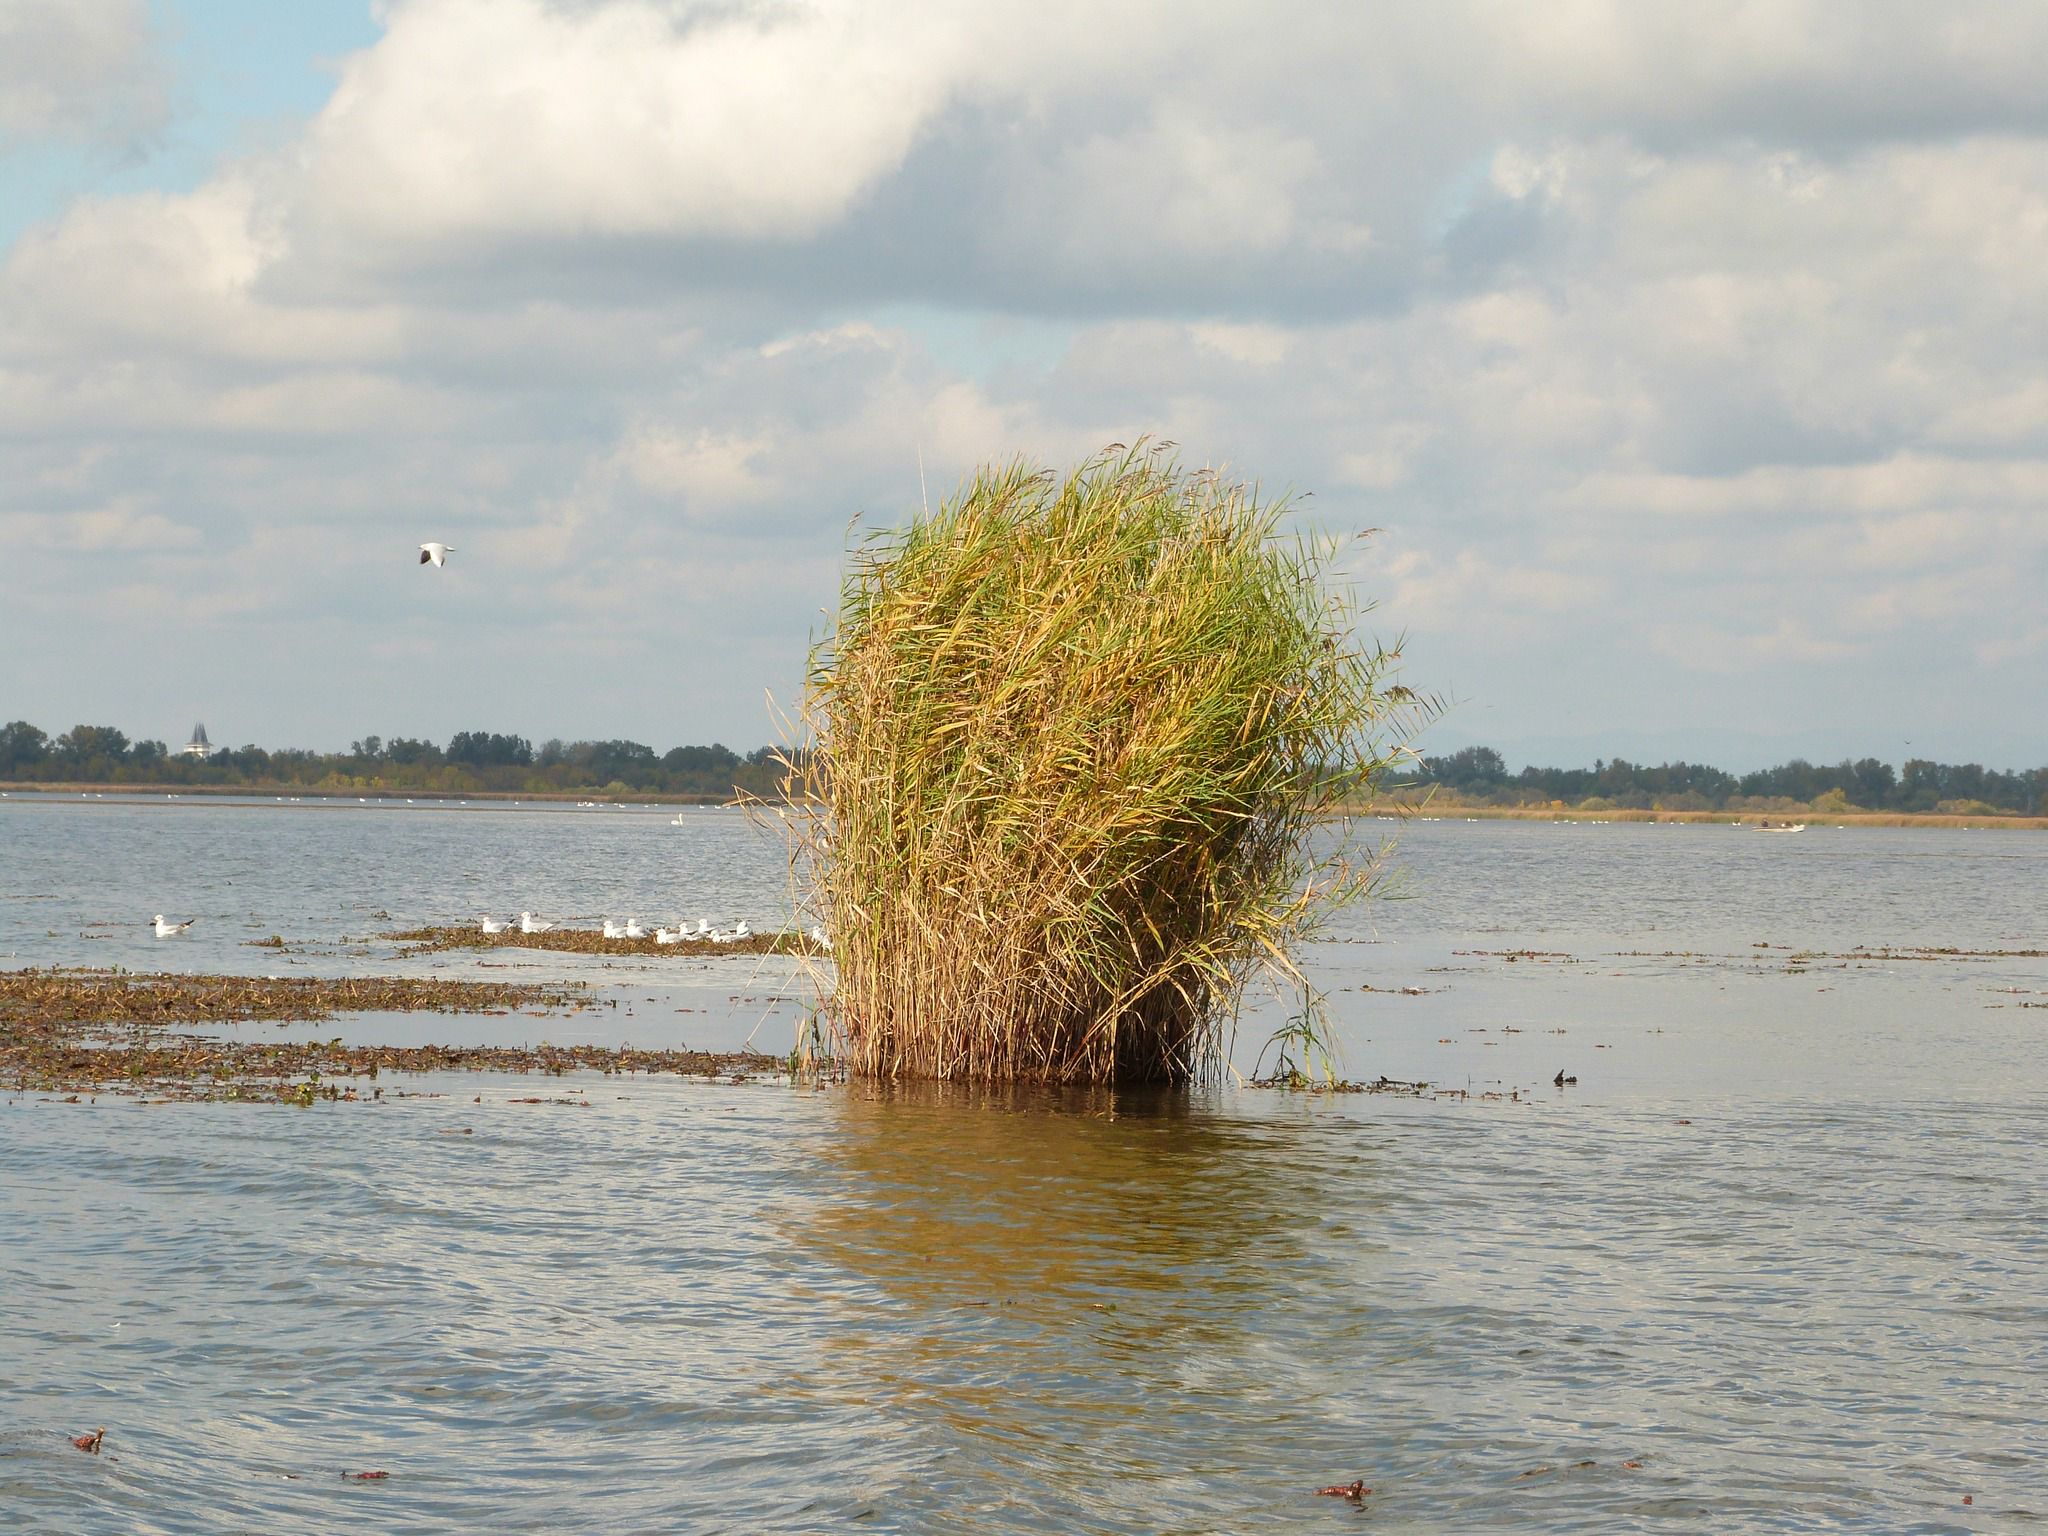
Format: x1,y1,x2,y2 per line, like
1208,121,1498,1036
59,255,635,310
493,912,755,943
493,912,832,949
146,910,831,950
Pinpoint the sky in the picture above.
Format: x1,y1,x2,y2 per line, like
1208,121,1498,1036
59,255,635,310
1,0,2044,772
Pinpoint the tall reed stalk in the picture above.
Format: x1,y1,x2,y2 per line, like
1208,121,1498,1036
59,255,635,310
786,443,1422,1084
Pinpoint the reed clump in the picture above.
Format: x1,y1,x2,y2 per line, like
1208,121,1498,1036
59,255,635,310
789,443,1422,1084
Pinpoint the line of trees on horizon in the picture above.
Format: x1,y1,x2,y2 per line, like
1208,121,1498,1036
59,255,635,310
1414,745,2048,817
6,717,2045,815
0,720,790,799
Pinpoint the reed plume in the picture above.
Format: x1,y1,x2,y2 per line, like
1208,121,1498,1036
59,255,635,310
787,443,1421,1084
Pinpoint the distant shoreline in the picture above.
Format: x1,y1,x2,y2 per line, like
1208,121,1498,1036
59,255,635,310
0,781,735,806
6,780,2045,829
1358,801,2048,831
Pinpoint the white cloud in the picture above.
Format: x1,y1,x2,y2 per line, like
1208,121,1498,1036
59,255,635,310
0,498,199,553
293,0,970,255
0,0,166,150
1,0,2045,761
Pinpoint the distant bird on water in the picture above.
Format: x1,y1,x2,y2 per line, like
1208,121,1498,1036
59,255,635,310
419,542,455,567
1554,1068,1577,1086
152,914,194,937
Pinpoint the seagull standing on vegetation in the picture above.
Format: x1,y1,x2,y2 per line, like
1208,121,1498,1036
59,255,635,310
519,912,552,933
624,918,649,939
480,916,510,934
809,925,832,951
602,919,626,939
419,542,455,567
654,927,683,945
151,915,195,937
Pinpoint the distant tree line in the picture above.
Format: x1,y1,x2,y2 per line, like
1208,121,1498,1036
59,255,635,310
1415,745,2048,816
0,719,792,799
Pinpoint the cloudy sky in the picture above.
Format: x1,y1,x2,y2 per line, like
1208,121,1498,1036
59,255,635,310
2,0,2043,769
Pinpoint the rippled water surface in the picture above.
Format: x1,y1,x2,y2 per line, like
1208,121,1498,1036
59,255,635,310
3,799,2045,1532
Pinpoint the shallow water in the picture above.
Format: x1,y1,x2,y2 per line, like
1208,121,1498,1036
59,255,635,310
3,800,2045,1532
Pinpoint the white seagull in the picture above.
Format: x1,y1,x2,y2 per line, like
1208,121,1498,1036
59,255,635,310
419,542,455,567
624,918,649,939
809,925,832,951
519,911,553,933
480,916,511,934
602,919,626,939
152,914,195,937
654,926,683,945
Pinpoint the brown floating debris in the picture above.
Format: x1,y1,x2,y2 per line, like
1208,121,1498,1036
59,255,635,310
71,1428,105,1453
0,967,588,1029
386,925,826,959
1,968,806,1101
344,1470,389,1480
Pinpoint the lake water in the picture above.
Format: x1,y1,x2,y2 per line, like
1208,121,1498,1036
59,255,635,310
2,798,2044,1532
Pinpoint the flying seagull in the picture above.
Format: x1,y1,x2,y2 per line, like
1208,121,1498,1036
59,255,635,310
152,914,195,937
419,542,455,567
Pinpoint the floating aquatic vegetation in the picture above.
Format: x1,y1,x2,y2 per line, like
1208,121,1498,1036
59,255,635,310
0,968,585,1027
386,926,821,959
0,968,815,1101
5,998,800,1105
786,443,1429,1085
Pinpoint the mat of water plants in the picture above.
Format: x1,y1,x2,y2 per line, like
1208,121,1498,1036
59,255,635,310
1,968,797,1102
386,925,822,957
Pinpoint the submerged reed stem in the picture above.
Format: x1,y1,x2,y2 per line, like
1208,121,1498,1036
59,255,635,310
786,442,1424,1084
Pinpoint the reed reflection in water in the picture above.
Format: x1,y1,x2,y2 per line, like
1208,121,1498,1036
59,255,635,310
787,1083,1400,1531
